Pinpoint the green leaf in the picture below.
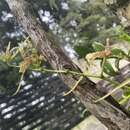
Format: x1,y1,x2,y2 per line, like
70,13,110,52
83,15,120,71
115,58,120,71
92,42,105,51
119,94,130,104
127,50,130,57
119,32,130,43
74,45,93,58
111,48,126,59
103,61,117,76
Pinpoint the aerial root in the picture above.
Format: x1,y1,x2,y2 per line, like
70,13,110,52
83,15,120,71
63,76,83,96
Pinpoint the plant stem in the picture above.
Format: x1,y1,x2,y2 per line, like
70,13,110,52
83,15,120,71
63,76,84,96
95,78,130,103
102,77,130,90
119,95,130,104
12,72,25,96
102,77,119,86
32,67,100,78
8,63,130,98
7,62,19,68
7,63,123,86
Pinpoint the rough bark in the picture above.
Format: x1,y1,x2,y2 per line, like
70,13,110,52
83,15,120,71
5,0,130,130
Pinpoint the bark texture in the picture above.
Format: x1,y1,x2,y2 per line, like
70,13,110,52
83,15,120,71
5,0,130,129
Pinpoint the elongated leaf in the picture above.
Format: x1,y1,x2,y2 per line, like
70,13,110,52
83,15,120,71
127,50,130,57
119,96,130,104
103,61,117,76
115,58,120,71
111,48,126,59
92,42,105,51
119,32,130,43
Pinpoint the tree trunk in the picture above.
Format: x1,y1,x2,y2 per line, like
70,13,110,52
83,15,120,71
5,0,130,129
